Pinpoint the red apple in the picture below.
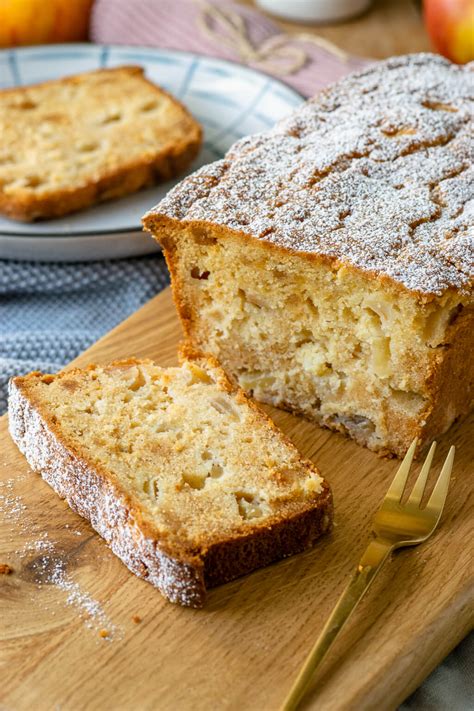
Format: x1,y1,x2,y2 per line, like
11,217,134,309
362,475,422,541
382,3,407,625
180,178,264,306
423,0,474,63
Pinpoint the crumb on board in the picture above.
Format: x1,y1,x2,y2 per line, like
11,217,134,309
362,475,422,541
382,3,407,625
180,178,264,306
98,629,109,639
0,563,13,574
132,615,142,624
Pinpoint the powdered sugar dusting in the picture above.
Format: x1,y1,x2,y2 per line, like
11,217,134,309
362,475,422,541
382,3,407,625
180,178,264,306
0,479,26,521
49,558,115,633
151,54,474,296
1,454,119,637
22,552,117,637
23,530,55,553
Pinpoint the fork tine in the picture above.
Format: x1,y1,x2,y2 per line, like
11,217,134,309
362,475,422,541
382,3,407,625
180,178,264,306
426,446,455,513
407,441,437,506
386,438,417,502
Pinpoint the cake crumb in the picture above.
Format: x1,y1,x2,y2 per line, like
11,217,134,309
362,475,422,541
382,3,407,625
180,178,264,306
98,628,109,638
132,615,142,624
0,563,13,574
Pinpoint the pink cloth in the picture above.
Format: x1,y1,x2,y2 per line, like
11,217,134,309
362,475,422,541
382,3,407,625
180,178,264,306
90,0,369,97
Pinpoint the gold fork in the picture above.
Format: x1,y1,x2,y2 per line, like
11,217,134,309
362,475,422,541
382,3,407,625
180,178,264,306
282,438,456,711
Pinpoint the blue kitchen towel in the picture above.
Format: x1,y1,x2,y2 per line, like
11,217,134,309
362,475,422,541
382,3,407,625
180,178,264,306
401,633,473,711
0,255,169,414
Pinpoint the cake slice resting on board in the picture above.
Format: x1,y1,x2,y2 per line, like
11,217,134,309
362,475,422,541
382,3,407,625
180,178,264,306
8,351,332,606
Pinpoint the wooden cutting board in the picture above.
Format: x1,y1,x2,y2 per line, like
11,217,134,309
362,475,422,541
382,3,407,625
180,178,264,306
1,287,472,711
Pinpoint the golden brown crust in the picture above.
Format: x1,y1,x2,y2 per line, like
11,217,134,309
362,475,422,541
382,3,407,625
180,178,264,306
378,306,473,456
0,141,200,222
416,306,474,450
203,483,332,588
0,66,202,222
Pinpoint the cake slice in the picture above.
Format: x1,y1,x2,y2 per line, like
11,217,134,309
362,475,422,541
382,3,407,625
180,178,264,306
143,54,474,458
8,352,332,607
0,66,202,221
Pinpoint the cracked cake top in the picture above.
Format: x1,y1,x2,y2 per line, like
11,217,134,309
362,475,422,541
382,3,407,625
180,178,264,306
147,54,473,298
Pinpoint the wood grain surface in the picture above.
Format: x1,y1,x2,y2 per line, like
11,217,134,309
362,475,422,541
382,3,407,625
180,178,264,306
1,287,472,711
242,0,432,58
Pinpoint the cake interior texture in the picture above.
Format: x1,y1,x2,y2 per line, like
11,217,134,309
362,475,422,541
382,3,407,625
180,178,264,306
143,54,473,457
157,230,471,457
9,357,332,604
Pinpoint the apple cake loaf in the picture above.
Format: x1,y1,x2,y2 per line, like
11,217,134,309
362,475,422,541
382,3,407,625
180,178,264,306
143,54,473,458
8,352,332,607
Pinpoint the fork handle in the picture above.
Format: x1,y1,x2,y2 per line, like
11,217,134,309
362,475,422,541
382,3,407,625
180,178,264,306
282,538,393,711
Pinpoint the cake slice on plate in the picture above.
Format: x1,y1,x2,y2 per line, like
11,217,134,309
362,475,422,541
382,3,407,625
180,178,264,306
0,66,201,221
8,351,332,607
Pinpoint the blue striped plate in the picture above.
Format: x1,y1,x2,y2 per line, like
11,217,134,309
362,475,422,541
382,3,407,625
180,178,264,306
0,44,303,261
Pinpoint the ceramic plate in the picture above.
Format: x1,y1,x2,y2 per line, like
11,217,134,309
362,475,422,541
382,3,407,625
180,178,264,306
0,44,303,262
